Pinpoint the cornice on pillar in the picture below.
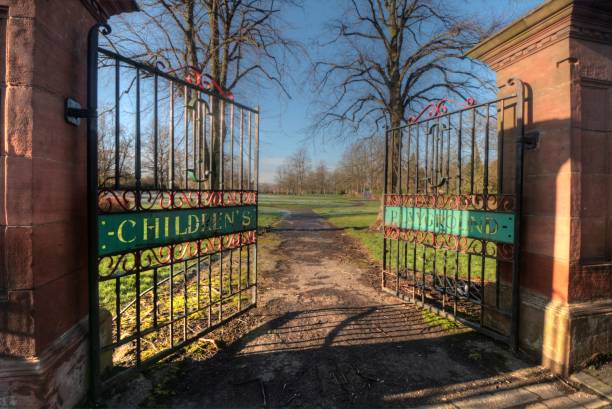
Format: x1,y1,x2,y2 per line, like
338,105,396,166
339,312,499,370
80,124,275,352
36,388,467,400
80,0,139,22
466,0,612,71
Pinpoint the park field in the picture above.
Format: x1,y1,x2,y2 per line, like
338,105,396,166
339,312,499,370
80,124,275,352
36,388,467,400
258,194,382,261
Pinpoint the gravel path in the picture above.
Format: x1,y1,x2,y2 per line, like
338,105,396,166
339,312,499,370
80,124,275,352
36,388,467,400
112,210,610,409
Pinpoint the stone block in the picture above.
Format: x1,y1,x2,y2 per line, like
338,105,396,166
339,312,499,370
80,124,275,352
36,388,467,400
2,156,32,226
580,86,610,132
6,16,34,86
32,221,86,288
4,86,33,157
4,226,33,290
0,0,36,18
31,87,87,164
580,217,607,261
33,272,82,354
32,156,86,225
522,124,572,177
0,290,35,357
522,214,572,262
523,173,572,218
520,252,569,301
580,173,608,219
578,130,608,175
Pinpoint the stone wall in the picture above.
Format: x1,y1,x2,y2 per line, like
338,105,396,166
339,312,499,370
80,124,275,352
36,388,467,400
0,1,136,407
468,0,612,376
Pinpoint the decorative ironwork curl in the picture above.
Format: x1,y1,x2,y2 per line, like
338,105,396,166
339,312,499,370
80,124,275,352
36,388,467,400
384,227,513,261
384,194,516,212
407,97,476,124
97,189,257,213
162,64,234,100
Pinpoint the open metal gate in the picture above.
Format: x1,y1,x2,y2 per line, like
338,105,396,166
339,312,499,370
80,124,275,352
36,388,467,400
382,79,532,349
85,24,259,397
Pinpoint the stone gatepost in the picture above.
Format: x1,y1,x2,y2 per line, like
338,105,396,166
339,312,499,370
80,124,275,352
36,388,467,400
468,0,612,375
0,1,137,408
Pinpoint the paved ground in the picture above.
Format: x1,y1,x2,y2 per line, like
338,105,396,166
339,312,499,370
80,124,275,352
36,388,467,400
106,210,611,408
572,362,612,402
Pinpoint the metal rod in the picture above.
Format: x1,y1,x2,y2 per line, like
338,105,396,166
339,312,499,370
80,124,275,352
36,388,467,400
239,108,244,191
510,78,525,352
87,23,109,401
154,74,159,188
114,57,120,189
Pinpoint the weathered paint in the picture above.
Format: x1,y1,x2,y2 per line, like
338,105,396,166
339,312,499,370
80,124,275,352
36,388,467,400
384,206,514,244
98,205,256,256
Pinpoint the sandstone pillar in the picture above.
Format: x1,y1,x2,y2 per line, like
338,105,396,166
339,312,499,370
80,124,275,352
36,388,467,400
468,0,612,375
0,1,137,408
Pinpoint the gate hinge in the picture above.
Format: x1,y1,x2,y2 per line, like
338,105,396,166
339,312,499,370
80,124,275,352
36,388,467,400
64,97,90,126
519,131,539,150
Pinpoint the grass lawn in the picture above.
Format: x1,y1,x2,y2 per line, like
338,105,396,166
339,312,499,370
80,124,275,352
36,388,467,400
260,194,497,281
259,193,384,261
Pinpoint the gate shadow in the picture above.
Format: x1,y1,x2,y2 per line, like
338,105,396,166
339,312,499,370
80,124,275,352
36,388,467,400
145,303,573,408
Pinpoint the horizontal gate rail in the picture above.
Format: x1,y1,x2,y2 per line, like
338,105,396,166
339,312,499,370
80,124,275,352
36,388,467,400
87,23,260,399
382,80,527,348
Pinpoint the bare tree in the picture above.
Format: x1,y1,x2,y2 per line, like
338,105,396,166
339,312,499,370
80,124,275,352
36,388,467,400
105,0,302,185
313,0,496,191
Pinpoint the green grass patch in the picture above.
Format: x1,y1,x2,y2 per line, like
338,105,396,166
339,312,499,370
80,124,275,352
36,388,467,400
259,194,373,210
421,308,463,331
258,206,286,227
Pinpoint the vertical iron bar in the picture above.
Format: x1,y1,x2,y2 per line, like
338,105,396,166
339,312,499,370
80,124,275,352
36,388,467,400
135,69,141,202
446,115,451,194
239,108,244,191
253,110,259,305
415,125,420,193
88,32,108,401
510,79,525,352
208,254,212,327
170,246,174,347
230,104,235,189
481,104,491,325
169,85,175,189
406,126,411,193
115,278,121,342
424,122,430,194
220,99,225,190
183,260,188,341
248,112,252,190
185,87,189,189
455,111,462,317
468,107,476,301
153,267,158,327
135,251,141,366
219,249,224,321
382,129,389,288
154,74,159,188
114,58,120,189
134,68,142,365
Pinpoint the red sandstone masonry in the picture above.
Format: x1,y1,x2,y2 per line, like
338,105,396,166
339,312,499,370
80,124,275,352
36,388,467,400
0,0,137,407
468,0,612,374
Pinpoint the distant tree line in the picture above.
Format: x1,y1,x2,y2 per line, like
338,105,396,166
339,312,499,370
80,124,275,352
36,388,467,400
266,137,385,196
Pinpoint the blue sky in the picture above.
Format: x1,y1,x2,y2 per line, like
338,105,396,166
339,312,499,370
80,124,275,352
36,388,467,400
109,0,545,184
243,0,546,183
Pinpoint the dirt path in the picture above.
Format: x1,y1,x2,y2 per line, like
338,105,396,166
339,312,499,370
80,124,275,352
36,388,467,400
114,210,609,409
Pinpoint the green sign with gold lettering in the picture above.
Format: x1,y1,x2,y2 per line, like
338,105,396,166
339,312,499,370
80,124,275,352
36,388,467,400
98,205,256,256
384,206,514,244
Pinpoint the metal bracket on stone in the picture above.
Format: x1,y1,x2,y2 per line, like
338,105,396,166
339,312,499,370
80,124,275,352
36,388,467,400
64,97,89,126
520,131,539,150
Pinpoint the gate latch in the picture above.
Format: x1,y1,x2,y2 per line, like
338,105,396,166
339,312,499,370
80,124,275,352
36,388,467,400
520,131,539,150
64,97,89,126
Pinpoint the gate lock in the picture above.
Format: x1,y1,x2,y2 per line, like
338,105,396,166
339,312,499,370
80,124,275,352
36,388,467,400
64,97,89,126
520,130,539,150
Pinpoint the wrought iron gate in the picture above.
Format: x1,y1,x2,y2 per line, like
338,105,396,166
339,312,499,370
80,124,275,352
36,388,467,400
382,79,530,348
85,24,259,397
